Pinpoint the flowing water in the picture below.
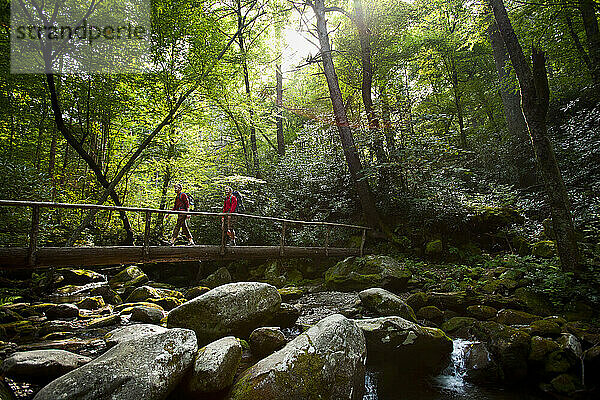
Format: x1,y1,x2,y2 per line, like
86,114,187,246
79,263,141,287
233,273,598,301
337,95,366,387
363,339,544,400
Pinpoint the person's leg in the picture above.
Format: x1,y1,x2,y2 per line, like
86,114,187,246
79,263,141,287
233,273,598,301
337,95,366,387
182,217,194,244
171,215,184,244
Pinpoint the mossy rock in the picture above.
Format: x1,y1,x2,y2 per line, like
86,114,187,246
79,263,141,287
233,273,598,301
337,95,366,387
324,255,411,292
511,236,531,256
529,336,560,362
513,288,554,317
108,266,148,289
57,268,105,285
85,314,121,329
185,286,210,300
125,286,160,303
481,279,519,294
406,292,428,311
146,296,184,311
532,241,556,258
469,207,525,233
114,302,165,313
495,309,540,325
467,305,497,320
441,317,476,335
425,240,443,256
564,300,596,321
544,350,573,374
417,306,444,324
202,267,232,289
277,286,305,302
550,373,580,394
522,320,561,337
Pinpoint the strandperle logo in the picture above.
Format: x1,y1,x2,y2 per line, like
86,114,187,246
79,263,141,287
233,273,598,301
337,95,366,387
10,0,150,74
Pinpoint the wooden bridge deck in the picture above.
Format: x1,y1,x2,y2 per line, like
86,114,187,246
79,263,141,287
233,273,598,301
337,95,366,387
0,245,360,269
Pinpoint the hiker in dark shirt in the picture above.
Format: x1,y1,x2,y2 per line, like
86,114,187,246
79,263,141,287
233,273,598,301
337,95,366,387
170,184,195,245
222,186,238,245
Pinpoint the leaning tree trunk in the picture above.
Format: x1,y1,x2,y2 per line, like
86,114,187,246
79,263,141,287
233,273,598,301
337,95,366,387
578,0,600,83
312,0,381,230
276,63,285,156
487,20,536,188
488,0,582,273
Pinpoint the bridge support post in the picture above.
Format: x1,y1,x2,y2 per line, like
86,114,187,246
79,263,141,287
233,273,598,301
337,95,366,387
280,222,286,256
220,218,226,256
360,228,366,257
28,205,40,267
325,226,331,256
143,211,151,260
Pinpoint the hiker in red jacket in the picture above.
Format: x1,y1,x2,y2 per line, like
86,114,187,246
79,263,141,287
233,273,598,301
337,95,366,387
170,184,195,245
222,186,238,245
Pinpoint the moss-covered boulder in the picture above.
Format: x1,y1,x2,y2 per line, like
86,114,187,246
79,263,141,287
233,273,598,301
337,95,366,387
45,304,79,320
467,305,497,321
167,282,281,346
472,321,531,385
464,342,501,384
185,286,210,300
85,314,121,329
270,303,300,328
227,314,366,400
522,320,561,337
529,336,560,362
417,306,444,325
513,288,553,317
57,269,105,286
406,292,428,311
108,266,148,289
146,296,184,311
495,309,540,325
358,288,416,322
125,286,160,303
90,285,122,305
441,317,476,337
550,373,580,394
188,336,242,395
277,286,305,302
104,324,168,348
324,256,411,292
532,241,556,258
126,305,166,324
427,291,472,313
354,316,452,375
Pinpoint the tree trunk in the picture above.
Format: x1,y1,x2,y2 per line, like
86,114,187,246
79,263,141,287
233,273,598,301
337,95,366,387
487,20,536,187
565,13,594,76
312,0,381,230
450,61,467,148
488,0,581,273
276,63,285,156
579,0,600,83
380,85,395,156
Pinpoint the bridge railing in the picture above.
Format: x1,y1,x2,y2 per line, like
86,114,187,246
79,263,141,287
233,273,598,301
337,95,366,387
0,200,371,267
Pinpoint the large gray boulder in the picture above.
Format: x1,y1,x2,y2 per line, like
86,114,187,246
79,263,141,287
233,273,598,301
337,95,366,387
167,282,281,346
353,316,452,375
227,314,366,400
1,350,91,384
324,255,411,291
33,328,197,400
187,336,242,394
358,288,417,322
104,324,168,348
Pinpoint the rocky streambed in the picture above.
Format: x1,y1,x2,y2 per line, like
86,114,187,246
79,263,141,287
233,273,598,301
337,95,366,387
1,255,599,399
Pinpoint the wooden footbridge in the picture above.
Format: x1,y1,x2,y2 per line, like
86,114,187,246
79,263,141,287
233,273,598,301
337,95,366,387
0,200,370,269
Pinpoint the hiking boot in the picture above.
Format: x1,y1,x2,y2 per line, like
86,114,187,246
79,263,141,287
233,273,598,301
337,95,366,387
188,239,195,246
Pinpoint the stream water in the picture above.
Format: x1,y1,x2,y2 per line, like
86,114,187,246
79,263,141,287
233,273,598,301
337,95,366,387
363,339,545,400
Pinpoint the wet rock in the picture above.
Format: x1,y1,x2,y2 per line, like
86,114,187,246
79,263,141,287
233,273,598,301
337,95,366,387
0,321,35,339
558,333,583,359
358,288,416,322
185,286,210,300
354,316,452,375
114,302,165,313
188,336,242,394
0,308,23,323
167,282,281,346
467,305,497,320
495,309,539,325
324,255,411,292
584,345,600,385
146,297,184,311
550,373,579,394
427,292,471,313
125,286,160,302
33,328,197,400
1,350,91,384
564,321,600,345
227,314,366,400
14,338,106,357
0,379,16,399
406,292,428,311
76,296,105,310
57,269,105,286
270,303,300,328
472,321,531,384
90,285,122,305
417,306,444,325
249,327,286,358
108,266,148,289
104,324,168,348
44,304,79,320
544,350,573,374
39,320,77,337
127,305,166,324
463,342,501,384
513,288,553,317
